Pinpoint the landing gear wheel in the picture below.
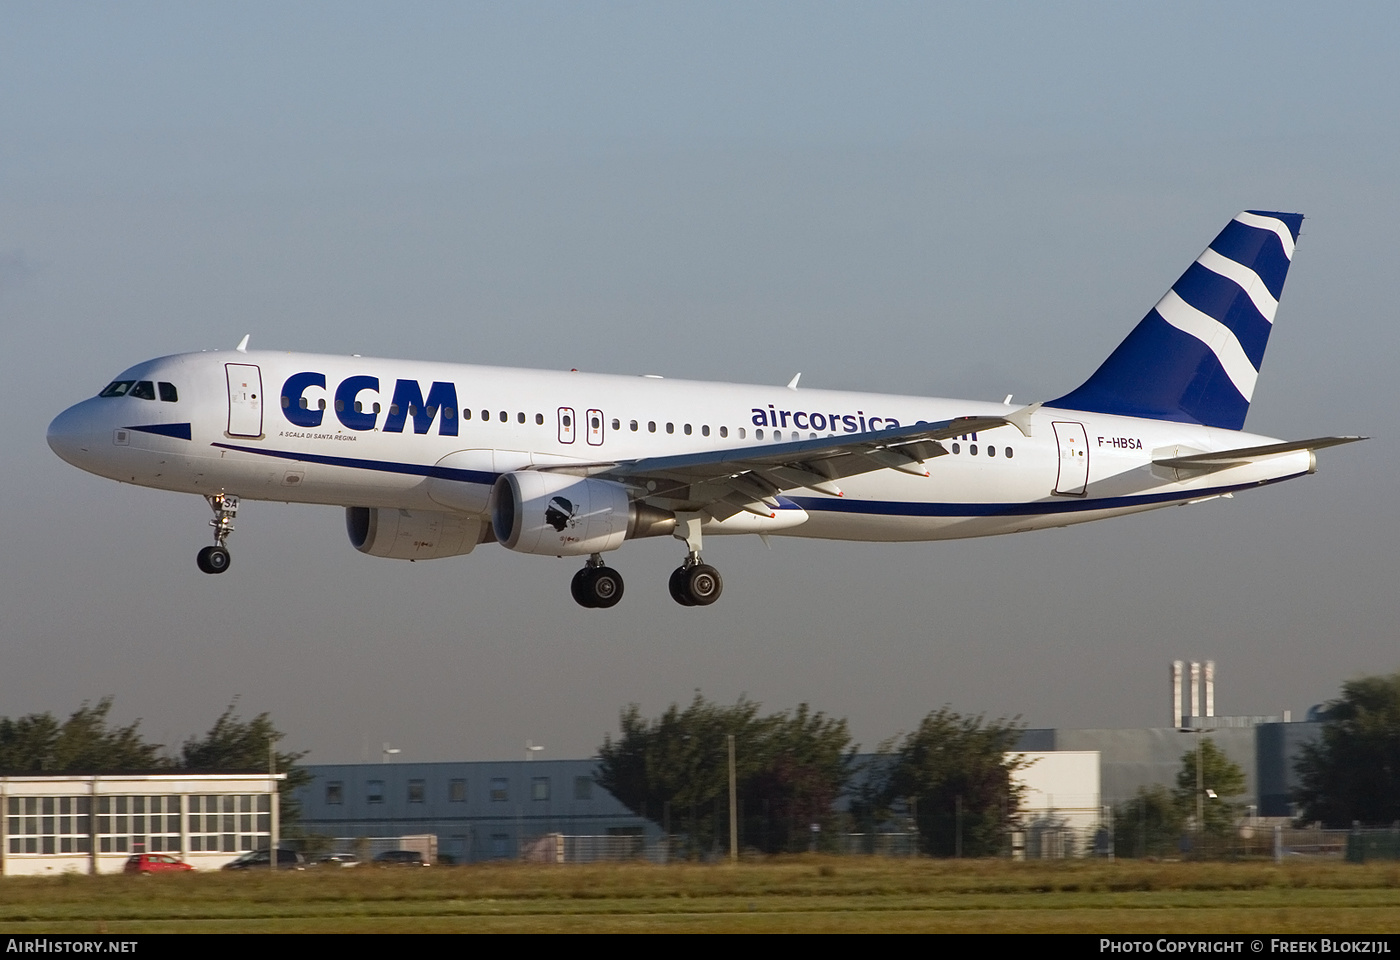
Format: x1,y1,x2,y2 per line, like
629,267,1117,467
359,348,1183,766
196,545,231,575
670,563,721,606
572,565,624,609
589,567,624,609
571,567,598,608
685,564,723,605
668,566,697,606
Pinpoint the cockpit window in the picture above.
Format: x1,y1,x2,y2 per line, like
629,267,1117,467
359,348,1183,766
158,382,178,403
128,381,157,400
99,380,134,398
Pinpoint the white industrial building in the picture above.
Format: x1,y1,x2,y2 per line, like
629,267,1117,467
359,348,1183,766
0,773,283,876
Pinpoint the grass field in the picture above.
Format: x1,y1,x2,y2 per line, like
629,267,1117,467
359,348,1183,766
1,858,1398,933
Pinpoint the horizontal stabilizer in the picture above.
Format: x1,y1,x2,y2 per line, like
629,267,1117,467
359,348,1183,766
1154,435,1365,470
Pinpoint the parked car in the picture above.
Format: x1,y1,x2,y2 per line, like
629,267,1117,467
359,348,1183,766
221,848,305,870
123,853,194,875
310,853,360,867
373,849,428,866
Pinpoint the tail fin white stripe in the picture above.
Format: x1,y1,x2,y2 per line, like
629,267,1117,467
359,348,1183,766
1196,247,1280,322
1154,289,1259,400
1234,212,1295,260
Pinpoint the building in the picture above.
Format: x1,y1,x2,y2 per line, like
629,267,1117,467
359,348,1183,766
0,772,283,875
295,759,658,863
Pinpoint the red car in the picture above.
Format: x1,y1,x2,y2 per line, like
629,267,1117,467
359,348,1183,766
123,853,195,875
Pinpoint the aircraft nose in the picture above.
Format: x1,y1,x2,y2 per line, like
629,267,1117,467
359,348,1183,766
47,401,98,468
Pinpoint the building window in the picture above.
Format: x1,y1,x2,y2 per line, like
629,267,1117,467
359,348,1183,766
490,833,511,858
489,778,508,802
367,780,384,804
408,780,425,803
449,779,466,803
531,777,550,801
326,781,343,805
574,777,593,801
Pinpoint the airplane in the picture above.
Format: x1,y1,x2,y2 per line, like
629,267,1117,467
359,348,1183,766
47,211,1363,609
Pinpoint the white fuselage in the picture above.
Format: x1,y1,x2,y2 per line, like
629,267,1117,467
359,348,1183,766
47,349,1314,544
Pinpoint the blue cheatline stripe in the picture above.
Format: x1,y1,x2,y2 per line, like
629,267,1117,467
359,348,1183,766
1211,219,1292,300
211,443,498,486
1171,261,1272,369
213,442,1304,519
127,422,192,441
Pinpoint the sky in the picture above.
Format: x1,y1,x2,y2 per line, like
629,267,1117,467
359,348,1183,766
2,2,1396,764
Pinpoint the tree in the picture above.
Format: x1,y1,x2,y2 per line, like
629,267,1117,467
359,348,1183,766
1112,785,1183,859
178,700,310,826
881,708,1028,857
1296,672,1400,827
0,698,165,772
596,694,855,855
1173,736,1246,840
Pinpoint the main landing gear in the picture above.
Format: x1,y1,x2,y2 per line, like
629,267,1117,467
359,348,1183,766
568,513,725,609
571,555,624,608
668,559,723,607
196,493,237,575
667,512,721,606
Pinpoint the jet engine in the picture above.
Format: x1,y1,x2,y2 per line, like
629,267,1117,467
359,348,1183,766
492,472,674,556
346,506,483,559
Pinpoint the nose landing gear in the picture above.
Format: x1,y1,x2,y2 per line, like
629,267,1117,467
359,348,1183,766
197,493,237,575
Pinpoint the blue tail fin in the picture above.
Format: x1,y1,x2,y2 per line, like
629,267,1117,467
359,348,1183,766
1048,211,1304,430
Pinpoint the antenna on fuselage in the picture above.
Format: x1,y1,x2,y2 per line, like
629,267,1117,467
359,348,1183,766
235,334,250,353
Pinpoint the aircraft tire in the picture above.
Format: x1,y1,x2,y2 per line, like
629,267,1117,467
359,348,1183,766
570,567,599,608
589,567,624,609
197,545,231,575
668,567,697,606
684,564,722,606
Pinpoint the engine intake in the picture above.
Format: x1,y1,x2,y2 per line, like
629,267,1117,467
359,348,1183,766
346,506,483,559
491,472,674,556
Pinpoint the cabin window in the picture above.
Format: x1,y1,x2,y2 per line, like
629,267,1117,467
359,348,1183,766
335,400,344,412
480,410,488,421
666,422,674,434
517,412,525,423
648,421,656,433
987,445,996,457
719,426,728,438
158,382,178,402
535,413,544,425
702,425,710,437
969,444,977,456
756,429,764,440
1005,447,1014,459
499,411,507,422
630,420,638,431
562,414,572,428
318,399,326,411
443,406,453,419
463,408,471,420
739,428,746,439
611,418,620,431
683,424,692,435
99,381,134,398
951,442,960,454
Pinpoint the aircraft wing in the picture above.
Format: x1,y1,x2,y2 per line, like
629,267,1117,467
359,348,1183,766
540,415,1015,520
1153,435,1366,472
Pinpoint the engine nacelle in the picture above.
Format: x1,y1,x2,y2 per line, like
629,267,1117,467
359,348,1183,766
346,507,483,559
492,472,673,556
